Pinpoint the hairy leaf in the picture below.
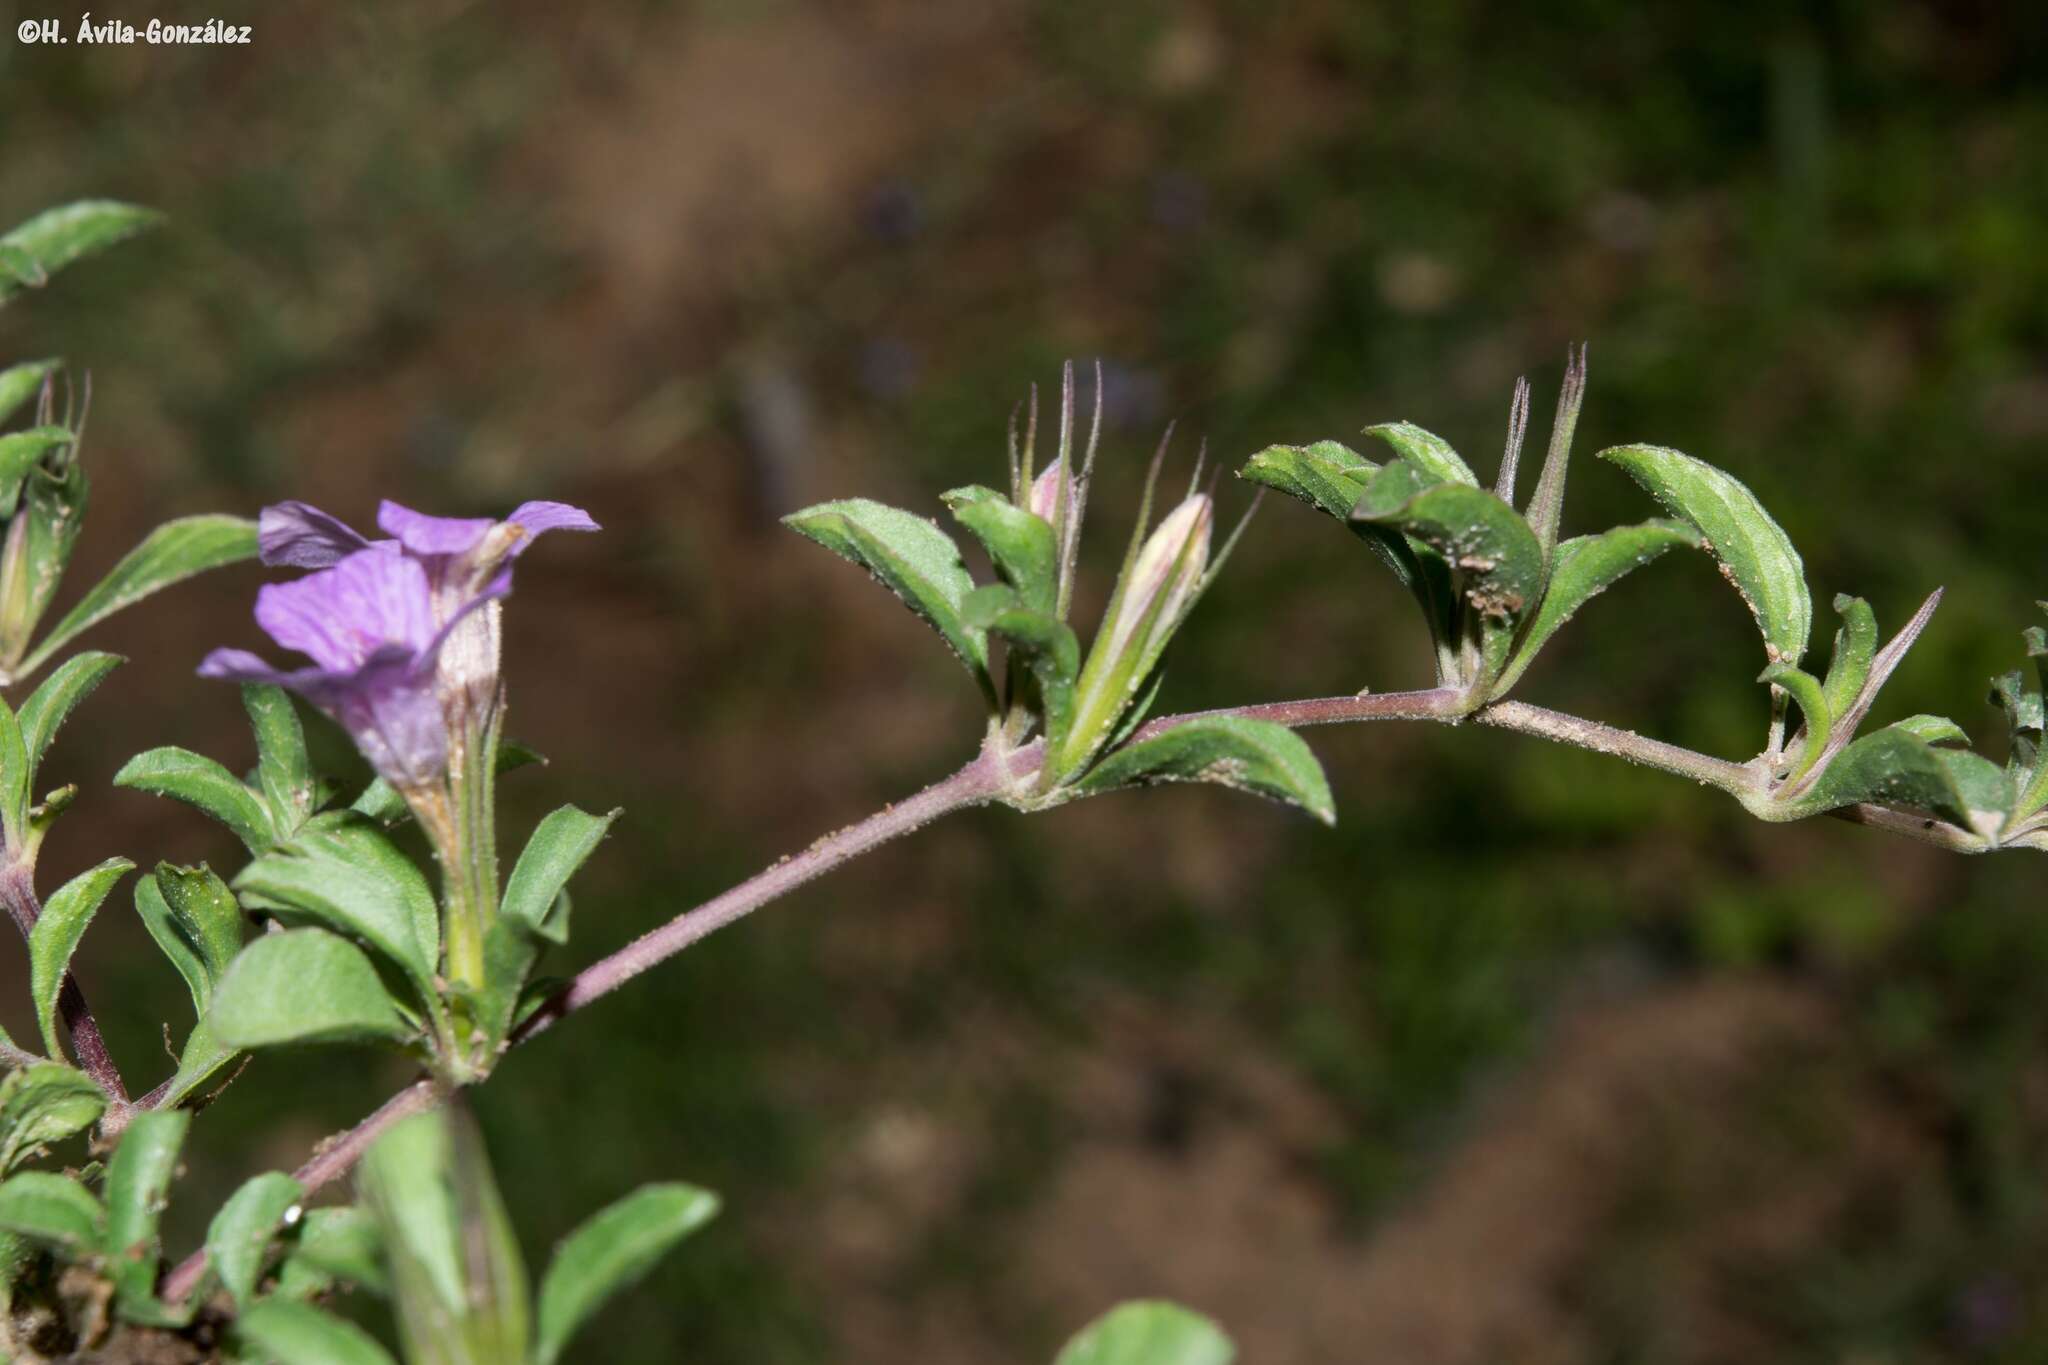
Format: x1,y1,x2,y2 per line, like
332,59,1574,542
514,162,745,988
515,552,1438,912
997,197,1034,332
1238,441,1378,521
28,858,133,1059
103,1109,189,1314
243,684,315,838
535,1183,720,1365
1362,422,1478,487
1819,595,1879,723
0,1064,104,1174
206,1171,304,1309
1492,519,1701,697
236,1300,399,1365
114,747,272,853
235,815,437,993
0,427,75,518
0,201,161,304
273,1206,388,1301
784,498,990,696
1773,726,1974,827
0,360,59,427
18,515,259,679
210,929,412,1050
0,1172,104,1252
503,806,618,945
943,485,1059,614
1074,716,1334,824
1598,444,1811,665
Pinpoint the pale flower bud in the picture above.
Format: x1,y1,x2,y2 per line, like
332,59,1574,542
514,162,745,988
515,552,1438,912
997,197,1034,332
1100,492,1212,665
1028,456,1068,526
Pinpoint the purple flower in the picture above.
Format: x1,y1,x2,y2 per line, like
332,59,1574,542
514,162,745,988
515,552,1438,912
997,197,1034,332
202,498,596,788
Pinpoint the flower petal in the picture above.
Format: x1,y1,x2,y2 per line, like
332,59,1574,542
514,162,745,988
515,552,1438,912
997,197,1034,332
376,500,497,557
254,548,436,672
504,500,600,547
258,502,373,569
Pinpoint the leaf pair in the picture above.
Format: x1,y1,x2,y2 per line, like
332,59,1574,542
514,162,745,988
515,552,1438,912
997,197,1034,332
1243,356,1701,706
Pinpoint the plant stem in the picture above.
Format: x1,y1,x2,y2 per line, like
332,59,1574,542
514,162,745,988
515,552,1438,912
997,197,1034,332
511,744,1019,1046
160,1078,442,1305
1476,701,1758,794
0,863,129,1110
1134,687,1469,737
157,749,1024,1300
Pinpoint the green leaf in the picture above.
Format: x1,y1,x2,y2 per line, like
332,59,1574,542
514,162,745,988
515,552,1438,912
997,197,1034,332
1074,716,1334,824
1362,421,1479,487
18,514,259,679
963,585,1081,750
28,857,133,1059
1759,664,1832,781
503,806,619,944
361,1107,529,1365
210,929,413,1051
0,1064,105,1173
0,695,24,849
1772,726,1975,828
0,201,161,304
1355,465,1546,685
114,746,272,853
0,1172,104,1252
0,360,59,427
943,485,1059,614
1053,1301,1236,1365
0,427,75,518
1820,595,1879,723
273,1206,387,1301
783,498,990,698
244,685,316,837
1238,441,1378,522
1597,444,1811,666
206,1171,304,1309
235,815,437,993
534,1183,720,1365
1491,519,1701,697
235,1300,400,1365
102,1108,189,1312
141,863,243,1019
5,450,89,667
1893,714,1970,747
18,652,120,783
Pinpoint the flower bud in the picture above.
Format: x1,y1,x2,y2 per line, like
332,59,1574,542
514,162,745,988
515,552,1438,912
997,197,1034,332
1028,456,1068,526
1056,492,1213,777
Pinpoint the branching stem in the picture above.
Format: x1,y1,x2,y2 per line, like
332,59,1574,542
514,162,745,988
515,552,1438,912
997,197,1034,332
158,684,1978,1291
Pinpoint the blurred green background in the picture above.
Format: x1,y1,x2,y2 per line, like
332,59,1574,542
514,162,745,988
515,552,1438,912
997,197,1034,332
3,1,2048,1360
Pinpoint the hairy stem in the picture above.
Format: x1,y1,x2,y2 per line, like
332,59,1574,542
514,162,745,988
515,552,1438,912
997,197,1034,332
157,750,1022,1299
0,864,129,1111
1477,701,1758,794
182,682,1970,1294
512,745,1019,1045
161,1078,442,1305
1133,687,1470,738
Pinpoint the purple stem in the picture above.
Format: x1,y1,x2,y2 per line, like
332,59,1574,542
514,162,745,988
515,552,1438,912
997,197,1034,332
511,745,1019,1045
0,863,130,1110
